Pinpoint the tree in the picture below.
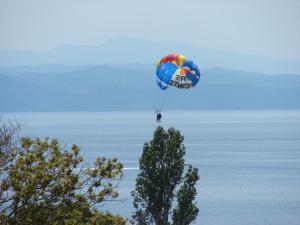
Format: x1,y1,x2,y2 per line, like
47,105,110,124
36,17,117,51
0,119,21,169
131,126,199,225
172,166,199,225
0,120,126,225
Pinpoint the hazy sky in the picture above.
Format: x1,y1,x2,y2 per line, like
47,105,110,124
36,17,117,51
0,0,299,59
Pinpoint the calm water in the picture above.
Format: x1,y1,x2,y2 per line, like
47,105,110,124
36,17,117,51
3,111,300,225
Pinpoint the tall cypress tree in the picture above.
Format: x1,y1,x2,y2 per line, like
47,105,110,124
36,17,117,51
131,126,199,225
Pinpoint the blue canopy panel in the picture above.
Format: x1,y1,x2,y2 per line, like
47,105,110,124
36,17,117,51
156,78,168,90
182,59,201,87
156,62,177,90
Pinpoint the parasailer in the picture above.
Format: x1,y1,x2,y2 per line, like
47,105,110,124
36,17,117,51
156,111,162,122
154,54,201,122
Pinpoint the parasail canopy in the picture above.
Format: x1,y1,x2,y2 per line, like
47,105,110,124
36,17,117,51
156,53,201,90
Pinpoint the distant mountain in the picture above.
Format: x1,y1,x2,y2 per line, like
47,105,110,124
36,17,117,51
0,38,300,74
0,65,299,112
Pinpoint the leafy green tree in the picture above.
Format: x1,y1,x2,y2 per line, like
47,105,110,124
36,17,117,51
131,126,199,225
172,166,199,225
0,128,126,225
0,119,21,169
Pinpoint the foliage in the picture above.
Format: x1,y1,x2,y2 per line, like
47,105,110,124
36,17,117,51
0,119,21,169
0,120,126,225
131,126,199,225
172,166,199,225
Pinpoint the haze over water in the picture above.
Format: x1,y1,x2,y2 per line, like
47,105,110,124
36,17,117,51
3,110,300,225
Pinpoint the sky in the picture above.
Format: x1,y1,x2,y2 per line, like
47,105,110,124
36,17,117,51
0,0,299,60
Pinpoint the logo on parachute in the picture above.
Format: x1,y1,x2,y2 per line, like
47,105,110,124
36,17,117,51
168,68,196,89
169,74,193,89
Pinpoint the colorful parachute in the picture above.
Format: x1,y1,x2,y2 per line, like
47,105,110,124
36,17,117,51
156,54,201,90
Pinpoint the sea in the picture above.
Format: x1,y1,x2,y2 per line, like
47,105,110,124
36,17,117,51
2,110,300,225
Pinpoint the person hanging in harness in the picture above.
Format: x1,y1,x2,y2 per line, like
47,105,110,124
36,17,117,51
156,111,162,122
